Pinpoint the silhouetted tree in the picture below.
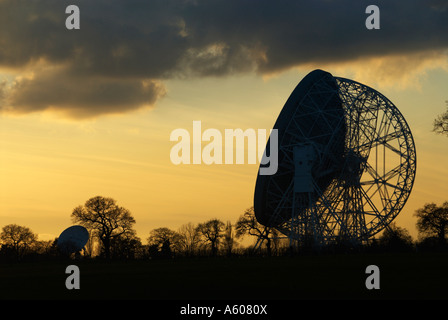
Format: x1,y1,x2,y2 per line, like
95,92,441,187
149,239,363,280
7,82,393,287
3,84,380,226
147,227,181,257
160,239,172,258
378,223,414,251
110,232,142,259
71,196,136,259
31,240,56,255
0,224,37,260
147,244,159,259
415,202,448,246
433,101,448,136
235,207,279,256
196,219,225,256
177,222,200,256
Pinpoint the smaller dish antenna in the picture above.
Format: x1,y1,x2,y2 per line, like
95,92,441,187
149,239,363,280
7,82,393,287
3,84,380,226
57,225,89,254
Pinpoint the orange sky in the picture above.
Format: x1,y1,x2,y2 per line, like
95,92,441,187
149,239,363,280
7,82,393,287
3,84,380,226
1,62,448,242
0,1,448,244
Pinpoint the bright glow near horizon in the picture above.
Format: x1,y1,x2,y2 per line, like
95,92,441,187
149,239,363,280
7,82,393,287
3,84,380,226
1,58,448,243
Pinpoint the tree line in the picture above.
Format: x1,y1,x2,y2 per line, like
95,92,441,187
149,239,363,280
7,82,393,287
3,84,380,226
1,196,448,261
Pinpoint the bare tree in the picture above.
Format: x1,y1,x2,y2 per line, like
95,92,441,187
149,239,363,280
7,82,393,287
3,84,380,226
196,219,225,256
433,101,448,136
0,224,37,260
235,207,279,256
71,196,136,259
177,222,200,256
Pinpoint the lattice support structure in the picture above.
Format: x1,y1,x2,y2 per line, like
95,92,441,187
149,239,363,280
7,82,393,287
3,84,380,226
254,70,416,250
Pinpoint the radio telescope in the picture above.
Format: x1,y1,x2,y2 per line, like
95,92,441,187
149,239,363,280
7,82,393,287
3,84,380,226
57,225,89,255
254,70,416,248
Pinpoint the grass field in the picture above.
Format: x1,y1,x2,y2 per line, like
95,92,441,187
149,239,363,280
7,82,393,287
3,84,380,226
1,252,448,300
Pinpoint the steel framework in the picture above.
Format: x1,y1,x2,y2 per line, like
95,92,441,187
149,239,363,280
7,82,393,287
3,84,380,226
256,73,416,249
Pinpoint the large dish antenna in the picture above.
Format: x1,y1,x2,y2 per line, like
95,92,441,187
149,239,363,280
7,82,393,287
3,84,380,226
254,69,416,247
57,225,89,254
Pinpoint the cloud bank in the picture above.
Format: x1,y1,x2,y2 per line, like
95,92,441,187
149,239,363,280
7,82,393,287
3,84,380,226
0,0,447,118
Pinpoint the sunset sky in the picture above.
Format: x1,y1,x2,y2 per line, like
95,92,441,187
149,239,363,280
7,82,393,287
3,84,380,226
1,0,448,242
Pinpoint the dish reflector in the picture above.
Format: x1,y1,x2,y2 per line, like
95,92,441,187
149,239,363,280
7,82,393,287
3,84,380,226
254,69,345,227
57,225,89,254
253,69,417,246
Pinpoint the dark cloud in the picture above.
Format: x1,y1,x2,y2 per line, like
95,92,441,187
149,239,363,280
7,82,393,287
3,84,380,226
0,0,447,118
4,66,165,119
